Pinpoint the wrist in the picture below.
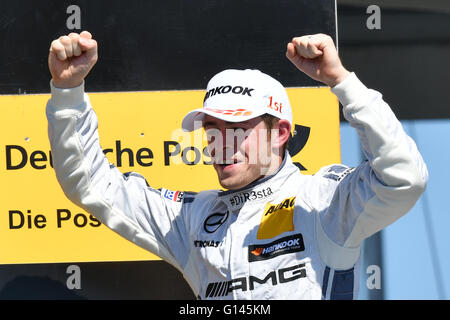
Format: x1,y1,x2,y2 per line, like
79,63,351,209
49,79,86,109
330,72,369,107
327,67,351,88
52,78,84,89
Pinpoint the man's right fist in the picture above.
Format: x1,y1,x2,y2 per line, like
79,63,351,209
48,31,98,88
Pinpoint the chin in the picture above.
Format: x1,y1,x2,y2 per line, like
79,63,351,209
215,171,248,190
217,172,262,191
218,178,243,191
213,163,261,190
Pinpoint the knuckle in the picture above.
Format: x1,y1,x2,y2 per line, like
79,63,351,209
299,40,308,48
322,34,332,41
80,30,92,38
59,35,71,44
51,40,63,50
300,36,310,43
292,37,303,45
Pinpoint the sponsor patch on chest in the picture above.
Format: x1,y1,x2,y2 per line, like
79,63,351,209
248,233,305,262
256,196,296,239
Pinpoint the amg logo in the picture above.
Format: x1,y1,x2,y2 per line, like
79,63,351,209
204,85,254,102
204,263,306,298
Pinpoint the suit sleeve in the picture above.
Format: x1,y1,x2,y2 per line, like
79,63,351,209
46,80,191,272
316,73,428,268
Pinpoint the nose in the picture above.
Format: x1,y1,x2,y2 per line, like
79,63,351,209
206,127,239,164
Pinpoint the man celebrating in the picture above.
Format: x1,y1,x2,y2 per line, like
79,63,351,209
46,31,427,299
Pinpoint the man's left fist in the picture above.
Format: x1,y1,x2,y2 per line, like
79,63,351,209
286,34,350,87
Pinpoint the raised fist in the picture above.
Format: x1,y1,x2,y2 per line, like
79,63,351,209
48,31,98,88
286,34,350,87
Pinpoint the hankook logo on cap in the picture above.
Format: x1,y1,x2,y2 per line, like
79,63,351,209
204,85,255,102
203,211,229,233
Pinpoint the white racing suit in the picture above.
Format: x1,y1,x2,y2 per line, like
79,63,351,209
46,73,428,299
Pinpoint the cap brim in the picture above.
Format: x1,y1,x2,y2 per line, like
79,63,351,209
181,107,266,132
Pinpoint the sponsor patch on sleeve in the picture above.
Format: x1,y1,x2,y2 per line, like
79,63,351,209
162,188,184,202
317,164,355,182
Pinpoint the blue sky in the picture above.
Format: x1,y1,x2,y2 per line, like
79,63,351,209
340,119,450,300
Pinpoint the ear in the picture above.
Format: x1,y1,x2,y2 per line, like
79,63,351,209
273,119,291,149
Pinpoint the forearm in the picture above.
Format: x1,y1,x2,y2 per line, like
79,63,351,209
332,72,428,187
46,84,189,267
46,80,107,207
328,73,428,247
47,81,91,205
46,81,149,228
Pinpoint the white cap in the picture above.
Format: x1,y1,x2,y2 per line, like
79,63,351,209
182,69,293,131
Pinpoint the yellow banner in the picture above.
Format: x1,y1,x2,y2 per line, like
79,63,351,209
0,87,340,264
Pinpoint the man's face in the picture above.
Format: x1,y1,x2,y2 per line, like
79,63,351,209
203,115,275,190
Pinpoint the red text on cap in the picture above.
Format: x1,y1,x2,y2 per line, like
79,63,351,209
267,96,283,113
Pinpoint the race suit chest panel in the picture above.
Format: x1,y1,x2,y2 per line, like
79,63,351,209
190,191,324,299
